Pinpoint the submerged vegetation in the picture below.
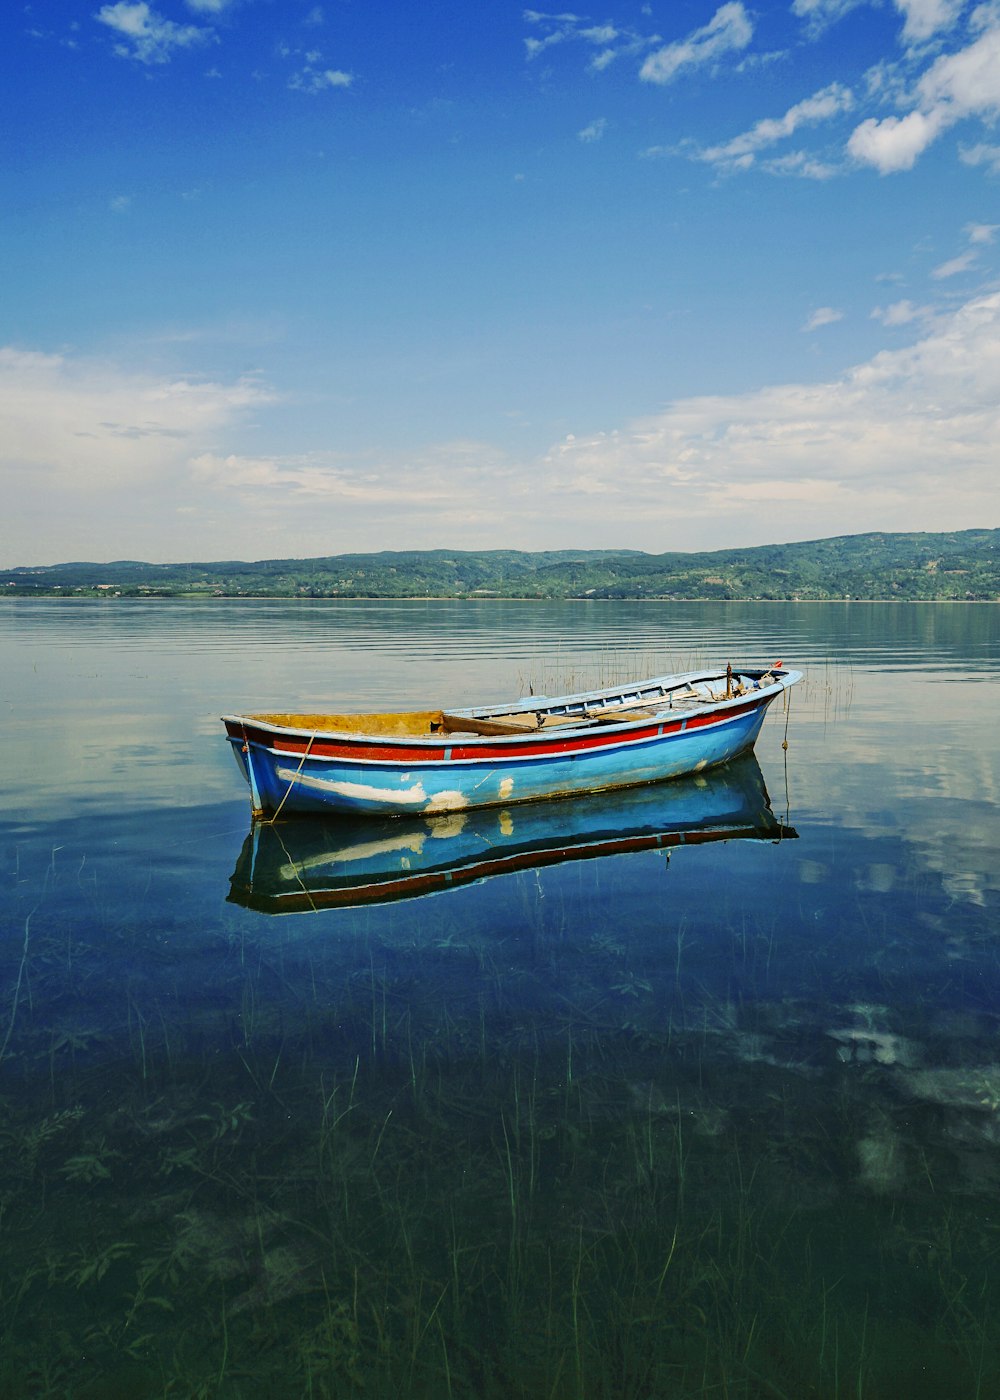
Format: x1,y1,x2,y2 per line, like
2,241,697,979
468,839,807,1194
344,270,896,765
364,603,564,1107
2,816,1000,1398
4,528,1000,600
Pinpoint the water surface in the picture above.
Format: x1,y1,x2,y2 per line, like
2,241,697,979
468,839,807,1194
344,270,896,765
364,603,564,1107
1,600,998,1398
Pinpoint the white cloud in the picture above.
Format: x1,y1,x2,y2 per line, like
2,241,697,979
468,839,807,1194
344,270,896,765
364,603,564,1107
932,249,979,276
894,0,966,43
277,41,353,92
289,66,353,93
589,33,650,71
523,11,646,69
734,47,790,73
580,24,618,45
917,16,1000,108
95,2,212,64
960,140,1000,171
847,108,948,172
185,0,233,12
640,2,752,85
795,0,964,41
0,347,269,490
190,452,450,504
184,441,519,555
6,295,1000,559
532,291,1000,543
927,220,997,277
761,150,840,178
578,117,607,142
524,31,566,59
698,82,853,170
803,307,845,331
792,0,867,34
523,9,587,20
849,15,1000,172
871,299,931,324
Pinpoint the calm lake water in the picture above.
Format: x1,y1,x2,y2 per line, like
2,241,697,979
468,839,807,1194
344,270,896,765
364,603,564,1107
1,599,998,1398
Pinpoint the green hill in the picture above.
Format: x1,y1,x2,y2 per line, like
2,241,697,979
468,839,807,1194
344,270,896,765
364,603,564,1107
3,531,999,600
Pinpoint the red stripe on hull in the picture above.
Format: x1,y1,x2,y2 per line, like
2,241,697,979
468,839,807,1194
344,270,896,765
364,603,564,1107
272,736,448,763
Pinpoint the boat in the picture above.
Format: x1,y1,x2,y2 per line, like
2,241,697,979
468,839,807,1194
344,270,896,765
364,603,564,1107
228,753,797,914
222,662,800,819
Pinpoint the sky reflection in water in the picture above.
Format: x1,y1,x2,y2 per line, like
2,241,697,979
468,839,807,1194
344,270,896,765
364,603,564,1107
0,600,998,1398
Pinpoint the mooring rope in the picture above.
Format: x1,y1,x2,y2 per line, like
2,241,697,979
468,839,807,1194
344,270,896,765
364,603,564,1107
272,822,319,912
267,730,318,825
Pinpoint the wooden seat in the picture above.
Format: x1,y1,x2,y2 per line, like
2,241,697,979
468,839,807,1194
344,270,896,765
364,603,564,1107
440,700,669,735
440,712,539,736
591,705,662,724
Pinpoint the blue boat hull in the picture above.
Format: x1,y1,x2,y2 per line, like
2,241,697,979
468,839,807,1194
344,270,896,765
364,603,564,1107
223,665,800,817
228,704,769,817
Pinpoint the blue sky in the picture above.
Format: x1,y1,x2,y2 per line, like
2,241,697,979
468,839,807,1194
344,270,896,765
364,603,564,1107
3,0,999,564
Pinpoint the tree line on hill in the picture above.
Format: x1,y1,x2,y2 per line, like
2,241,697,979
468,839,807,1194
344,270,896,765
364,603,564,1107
3,530,998,601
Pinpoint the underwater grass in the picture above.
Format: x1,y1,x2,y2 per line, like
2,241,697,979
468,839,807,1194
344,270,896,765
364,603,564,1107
2,841,1000,1397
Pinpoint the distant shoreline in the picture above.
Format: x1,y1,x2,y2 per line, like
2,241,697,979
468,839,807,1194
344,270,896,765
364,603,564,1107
3,593,995,605
4,530,999,602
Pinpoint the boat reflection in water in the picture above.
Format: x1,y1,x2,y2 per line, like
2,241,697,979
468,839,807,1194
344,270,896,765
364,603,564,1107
229,753,796,915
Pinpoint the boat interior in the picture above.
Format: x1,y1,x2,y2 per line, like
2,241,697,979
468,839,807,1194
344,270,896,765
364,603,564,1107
244,670,776,739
